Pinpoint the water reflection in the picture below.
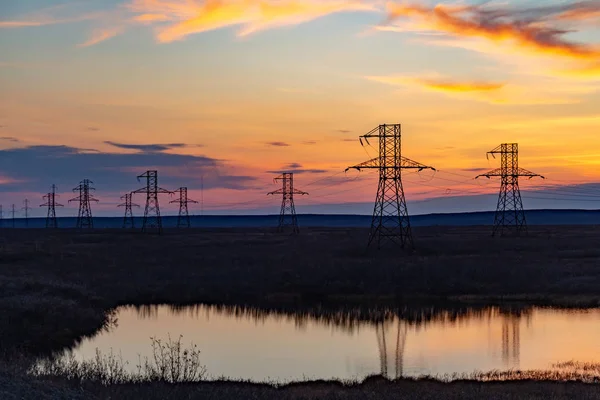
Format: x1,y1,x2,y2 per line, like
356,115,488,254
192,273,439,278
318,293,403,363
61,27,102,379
59,304,600,382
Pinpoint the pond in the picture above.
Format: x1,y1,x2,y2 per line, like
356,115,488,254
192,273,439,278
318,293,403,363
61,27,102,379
57,305,600,382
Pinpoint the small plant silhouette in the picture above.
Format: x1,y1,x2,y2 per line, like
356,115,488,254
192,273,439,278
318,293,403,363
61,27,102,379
30,334,207,384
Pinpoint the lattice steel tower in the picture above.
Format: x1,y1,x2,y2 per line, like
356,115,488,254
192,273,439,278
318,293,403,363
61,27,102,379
40,185,63,229
346,124,435,249
133,170,171,233
476,143,544,236
22,199,31,227
118,193,139,229
10,204,15,228
267,173,308,234
170,187,198,228
69,179,98,229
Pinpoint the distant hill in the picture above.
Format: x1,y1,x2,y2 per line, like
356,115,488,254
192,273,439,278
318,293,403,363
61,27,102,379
5,209,600,229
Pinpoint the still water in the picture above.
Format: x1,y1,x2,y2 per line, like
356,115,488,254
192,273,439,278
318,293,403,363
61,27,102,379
61,305,600,382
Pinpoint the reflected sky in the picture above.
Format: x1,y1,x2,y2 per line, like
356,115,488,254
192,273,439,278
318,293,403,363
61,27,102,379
62,305,600,382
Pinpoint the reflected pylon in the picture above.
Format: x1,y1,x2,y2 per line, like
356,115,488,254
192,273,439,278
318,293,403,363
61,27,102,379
501,315,521,368
376,320,407,379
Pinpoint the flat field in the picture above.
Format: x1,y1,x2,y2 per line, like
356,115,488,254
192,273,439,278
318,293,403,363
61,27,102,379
1,225,600,398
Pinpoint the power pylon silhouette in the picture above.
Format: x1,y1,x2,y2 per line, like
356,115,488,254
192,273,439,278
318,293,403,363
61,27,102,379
170,187,198,228
133,170,171,233
476,143,544,236
69,179,98,229
10,204,15,228
40,185,63,228
22,199,31,227
267,172,308,234
346,124,435,249
118,193,139,229
0,205,3,228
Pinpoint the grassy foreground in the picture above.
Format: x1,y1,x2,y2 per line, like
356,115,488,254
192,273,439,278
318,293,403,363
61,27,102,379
1,225,600,397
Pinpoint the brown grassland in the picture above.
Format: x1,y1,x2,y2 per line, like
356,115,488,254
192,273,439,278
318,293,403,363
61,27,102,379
1,225,600,398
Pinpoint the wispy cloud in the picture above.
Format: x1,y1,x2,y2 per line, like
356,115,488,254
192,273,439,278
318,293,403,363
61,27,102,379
128,0,378,42
0,0,379,47
265,141,290,147
104,141,191,152
267,163,327,174
383,2,600,59
78,26,126,47
366,73,588,105
380,2,600,79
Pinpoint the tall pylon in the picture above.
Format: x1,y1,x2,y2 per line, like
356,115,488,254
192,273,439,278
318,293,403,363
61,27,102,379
346,124,435,249
69,179,98,229
117,193,139,229
267,172,308,234
22,199,31,227
476,143,544,236
40,184,63,228
170,187,198,228
133,170,171,233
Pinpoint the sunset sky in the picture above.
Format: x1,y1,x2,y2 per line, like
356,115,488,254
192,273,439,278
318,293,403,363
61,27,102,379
1,0,599,216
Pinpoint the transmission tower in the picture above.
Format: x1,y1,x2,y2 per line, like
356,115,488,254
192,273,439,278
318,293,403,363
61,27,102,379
0,205,3,228
133,170,171,233
117,193,139,229
475,143,544,236
346,124,435,249
267,172,308,234
21,199,31,227
40,185,63,229
69,179,98,229
170,187,198,228
10,204,15,228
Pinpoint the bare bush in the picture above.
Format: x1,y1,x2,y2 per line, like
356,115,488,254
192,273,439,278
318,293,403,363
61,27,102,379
30,335,206,385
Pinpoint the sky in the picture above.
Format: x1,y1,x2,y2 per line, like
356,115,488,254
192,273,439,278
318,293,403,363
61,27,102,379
1,0,600,217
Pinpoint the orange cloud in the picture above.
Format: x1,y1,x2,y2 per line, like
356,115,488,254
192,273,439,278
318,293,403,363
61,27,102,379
416,79,504,93
78,27,126,47
128,0,377,42
383,2,600,61
366,74,585,105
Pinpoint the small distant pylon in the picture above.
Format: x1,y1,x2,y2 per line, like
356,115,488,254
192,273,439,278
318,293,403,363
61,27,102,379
133,170,171,233
476,143,544,236
117,193,139,229
346,124,435,249
69,179,98,229
267,172,308,234
10,204,16,228
170,187,198,228
22,199,31,227
0,205,3,228
41,185,63,229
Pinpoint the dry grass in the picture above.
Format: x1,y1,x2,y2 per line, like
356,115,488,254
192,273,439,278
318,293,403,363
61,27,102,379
2,226,600,397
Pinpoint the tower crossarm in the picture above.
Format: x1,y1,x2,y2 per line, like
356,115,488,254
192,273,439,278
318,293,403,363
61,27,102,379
346,157,436,172
131,186,171,194
131,187,147,194
292,189,308,195
476,168,545,179
40,199,63,207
